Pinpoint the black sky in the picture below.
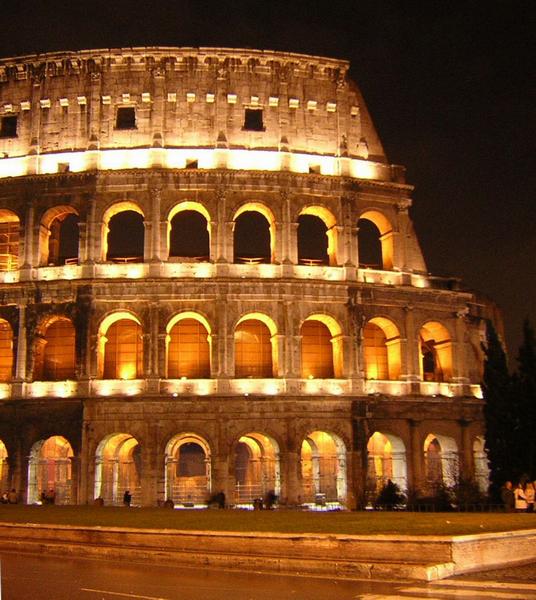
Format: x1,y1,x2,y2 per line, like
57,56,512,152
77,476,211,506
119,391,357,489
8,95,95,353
0,0,534,362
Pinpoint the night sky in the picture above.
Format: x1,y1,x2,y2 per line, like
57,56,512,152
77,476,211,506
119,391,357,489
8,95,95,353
0,1,533,362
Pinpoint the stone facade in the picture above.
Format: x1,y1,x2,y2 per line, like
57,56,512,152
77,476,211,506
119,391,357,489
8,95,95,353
0,48,495,507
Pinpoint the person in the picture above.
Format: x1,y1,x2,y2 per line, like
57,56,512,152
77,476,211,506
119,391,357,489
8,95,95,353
514,482,527,512
123,489,132,507
525,482,535,513
45,489,55,504
1,491,8,504
264,489,278,510
7,488,18,504
500,481,515,512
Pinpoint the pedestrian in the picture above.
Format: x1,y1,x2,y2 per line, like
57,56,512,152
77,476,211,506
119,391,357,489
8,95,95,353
1,491,8,504
525,482,535,513
123,489,132,507
514,482,527,512
7,488,18,504
500,481,515,512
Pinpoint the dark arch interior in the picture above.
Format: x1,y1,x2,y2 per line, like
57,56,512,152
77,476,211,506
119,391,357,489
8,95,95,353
297,215,328,264
107,211,144,261
169,211,209,259
56,214,79,264
234,441,251,486
358,219,382,268
233,211,271,263
178,442,206,477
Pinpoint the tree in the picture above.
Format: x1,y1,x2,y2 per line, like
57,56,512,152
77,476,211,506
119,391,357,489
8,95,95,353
516,320,536,476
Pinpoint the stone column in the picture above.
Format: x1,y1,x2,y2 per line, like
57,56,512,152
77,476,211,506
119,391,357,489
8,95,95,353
15,304,27,381
403,305,419,386
21,204,34,270
141,429,158,506
149,186,162,262
460,420,474,481
409,419,423,494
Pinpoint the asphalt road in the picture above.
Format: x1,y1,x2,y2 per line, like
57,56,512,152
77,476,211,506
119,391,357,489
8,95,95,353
2,551,536,600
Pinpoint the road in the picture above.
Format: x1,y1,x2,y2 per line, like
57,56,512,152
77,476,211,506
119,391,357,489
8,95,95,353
1,551,536,599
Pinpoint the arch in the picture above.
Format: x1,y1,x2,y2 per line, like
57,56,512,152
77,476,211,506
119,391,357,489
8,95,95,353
234,313,277,377
424,433,459,490
473,436,490,493
419,321,453,382
168,202,211,260
358,210,394,270
301,315,343,378
94,433,141,505
0,209,20,272
166,313,211,378
299,206,337,266
0,440,8,492
233,202,276,264
33,316,76,381
98,312,143,379
233,432,280,504
300,431,347,505
164,433,211,505
366,431,407,495
0,318,14,382
39,205,79,266
101,201,145,262
28,436,74,505
363,317,401,380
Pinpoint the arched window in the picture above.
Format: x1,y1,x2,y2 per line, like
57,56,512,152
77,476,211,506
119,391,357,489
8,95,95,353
298,207,337,266
233,211,271,264
28,436,74,505
0,440,8,492
0,209,19,272
34,318,76,381
473,436,490,493
419,322,452,382
101,317,143,379
234,319,273,377
102,203,145,262
358,211,394,270
363,318,401,380
39,207,79,266
165,434,211,505
167,317,210,378
301,319,338,378
0,319,14,382
366,432,407,495
424,433,459,490
234,432,280,504
169,210,209,260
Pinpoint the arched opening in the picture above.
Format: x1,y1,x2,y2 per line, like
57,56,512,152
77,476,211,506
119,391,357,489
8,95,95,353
0,209,19,272
39,206,79,266
234,432,280,504
233,210,274,264
363,318,401,380
168,206,210,261
424,433,458,491
419,322,453,382
102,203,144,262
167,314,211,378
28,436,74,505
366,432,407,497
94,433,141,506
33,317,76,381
99,313,143,380
0,319,14,382
300,431,347,505
358,211,394,270
473,436,490,494
165,434,211,505
301,316,343,378
234,316,276,378
298,207,337,266
0,440,8,492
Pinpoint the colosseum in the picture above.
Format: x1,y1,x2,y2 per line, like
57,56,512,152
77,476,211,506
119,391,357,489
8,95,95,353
0,47,493,508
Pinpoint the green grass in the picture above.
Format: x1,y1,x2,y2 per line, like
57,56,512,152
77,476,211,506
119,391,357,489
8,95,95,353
1,506,536,536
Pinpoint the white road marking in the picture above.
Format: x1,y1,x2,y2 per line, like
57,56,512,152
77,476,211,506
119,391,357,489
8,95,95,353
403,585,536,599
433,579,536,591
80,588,169,600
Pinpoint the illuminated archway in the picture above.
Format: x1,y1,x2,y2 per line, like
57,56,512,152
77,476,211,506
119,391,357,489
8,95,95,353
98,312,143,379
101,201,145,262
233,432,280,504
298,206,337,266
233,203,275,264
164,434,211,505
234,313,278,377
0,440,8,492
424,433,458,491
39,205,79,266
94,433,141,505
300,431,347,504
166,313,211,378
301,315,343,378
0,318,14,382
419,321,453,382
358,210,393,270
0,209,19,272
168,202,211,260
33,317,76,381
473,436,490,493
363,317,401,380
28,436,74,505
366,432,407,495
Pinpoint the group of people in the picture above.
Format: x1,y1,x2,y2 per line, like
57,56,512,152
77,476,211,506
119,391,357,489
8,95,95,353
0,488,18,504
501,480,536,512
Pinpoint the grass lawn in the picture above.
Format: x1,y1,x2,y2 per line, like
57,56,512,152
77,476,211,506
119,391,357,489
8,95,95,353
1,506,536,536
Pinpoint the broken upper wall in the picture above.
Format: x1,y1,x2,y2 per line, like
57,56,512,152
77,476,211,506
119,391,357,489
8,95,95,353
0,47,389,167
